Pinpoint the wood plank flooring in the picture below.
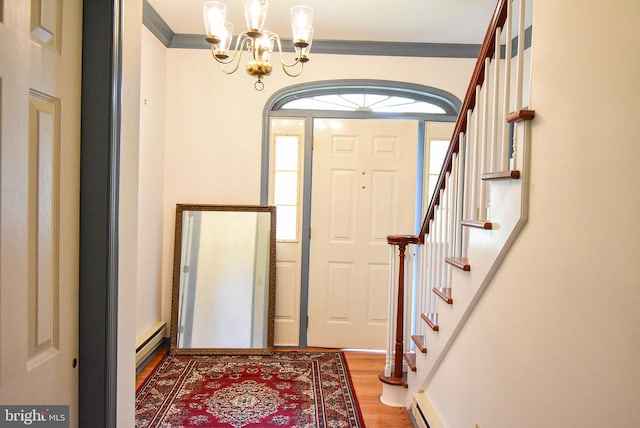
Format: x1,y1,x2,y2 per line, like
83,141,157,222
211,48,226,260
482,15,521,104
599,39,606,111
136,347,167,390
136,348,414,428
343,351,414,428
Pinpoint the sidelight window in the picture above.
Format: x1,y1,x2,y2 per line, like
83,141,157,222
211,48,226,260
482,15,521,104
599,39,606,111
272,133,301,241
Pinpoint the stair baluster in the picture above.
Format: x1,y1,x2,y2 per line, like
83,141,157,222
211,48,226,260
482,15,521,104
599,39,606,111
379,235,418,386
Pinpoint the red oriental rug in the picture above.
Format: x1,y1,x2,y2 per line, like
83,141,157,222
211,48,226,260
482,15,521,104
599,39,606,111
135,352,365,428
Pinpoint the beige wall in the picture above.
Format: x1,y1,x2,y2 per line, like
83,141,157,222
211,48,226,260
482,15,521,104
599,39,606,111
136,27,167,340
425,0,640,426
157,50,477,323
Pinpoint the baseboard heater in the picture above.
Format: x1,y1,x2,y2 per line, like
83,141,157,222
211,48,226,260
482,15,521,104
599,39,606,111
135,321,167,369
411,393,443,428
411,400,431,428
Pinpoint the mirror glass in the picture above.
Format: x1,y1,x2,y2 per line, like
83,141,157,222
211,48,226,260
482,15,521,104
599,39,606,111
169,204,276,354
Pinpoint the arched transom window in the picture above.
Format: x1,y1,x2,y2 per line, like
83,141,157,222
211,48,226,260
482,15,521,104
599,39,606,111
281,93,447,113
268,80,461,118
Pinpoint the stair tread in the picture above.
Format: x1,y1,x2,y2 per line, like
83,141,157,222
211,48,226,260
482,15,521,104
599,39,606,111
433,287,453,304
378,371,408,388
506,109,535,123
445,256,471,271
420,312,439,331
461,219,493,229
411,335,427,353
404,352,417,372
480,170,520,180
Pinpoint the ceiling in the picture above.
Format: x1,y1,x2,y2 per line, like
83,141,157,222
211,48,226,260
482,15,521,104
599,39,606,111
147,0,500,45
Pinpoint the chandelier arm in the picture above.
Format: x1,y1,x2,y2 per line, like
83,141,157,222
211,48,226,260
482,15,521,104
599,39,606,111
281,60,304,77
272,33,303,69
210,45,232,65
219,37,253,75
210,32,250,67
219,54,243,74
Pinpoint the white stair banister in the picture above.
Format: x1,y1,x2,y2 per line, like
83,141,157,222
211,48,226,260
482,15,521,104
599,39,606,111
380,0,535,409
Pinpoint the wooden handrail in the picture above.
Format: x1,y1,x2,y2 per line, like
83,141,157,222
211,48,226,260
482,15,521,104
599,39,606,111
418,0,509,239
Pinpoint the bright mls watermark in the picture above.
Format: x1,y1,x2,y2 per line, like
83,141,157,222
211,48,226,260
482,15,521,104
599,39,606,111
0,406,68,427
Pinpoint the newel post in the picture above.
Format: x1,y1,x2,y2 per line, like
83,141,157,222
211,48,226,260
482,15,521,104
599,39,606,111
380,234,418,385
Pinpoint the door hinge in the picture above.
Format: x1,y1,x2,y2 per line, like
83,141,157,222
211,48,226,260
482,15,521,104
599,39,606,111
306,315,309,329
183,265,190,273
308,227,311,240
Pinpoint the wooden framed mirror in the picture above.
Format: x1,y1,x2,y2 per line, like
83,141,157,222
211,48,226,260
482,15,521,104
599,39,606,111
169,204,276,355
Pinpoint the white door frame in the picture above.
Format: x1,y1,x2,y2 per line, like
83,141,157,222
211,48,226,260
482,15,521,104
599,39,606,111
261,80,462,347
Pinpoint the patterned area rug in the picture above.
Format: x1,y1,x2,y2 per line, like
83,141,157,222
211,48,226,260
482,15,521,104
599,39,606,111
136,352,365,427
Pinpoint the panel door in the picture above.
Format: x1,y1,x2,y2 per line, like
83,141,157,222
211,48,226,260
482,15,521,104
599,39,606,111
0,0,82,424
307,119,418,349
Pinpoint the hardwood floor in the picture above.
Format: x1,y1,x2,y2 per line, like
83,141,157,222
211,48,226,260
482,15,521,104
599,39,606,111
343,351,414,428
136,347,167,390
135,348,415,428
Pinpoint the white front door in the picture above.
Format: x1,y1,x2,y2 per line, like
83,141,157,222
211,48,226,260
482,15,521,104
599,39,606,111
307,119,418,349
0,0,82,424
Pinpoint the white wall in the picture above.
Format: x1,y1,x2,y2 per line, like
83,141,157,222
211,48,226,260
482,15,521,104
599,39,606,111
159,50,476,325
135,27,167,340
424,0,640,426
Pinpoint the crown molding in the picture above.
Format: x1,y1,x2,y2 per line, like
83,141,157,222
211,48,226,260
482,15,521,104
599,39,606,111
166,33,482,58
142,0,174,47
142,0,482,58
142,0,529,59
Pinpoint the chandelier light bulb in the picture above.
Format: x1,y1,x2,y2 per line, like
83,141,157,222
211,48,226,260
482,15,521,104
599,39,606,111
298,28,313,62
255,35,274,61
244,0,269,34
214,21,234,59
291,6,314,46
203,1,227,44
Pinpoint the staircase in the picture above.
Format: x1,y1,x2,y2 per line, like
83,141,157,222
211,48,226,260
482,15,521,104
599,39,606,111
379,0,535,414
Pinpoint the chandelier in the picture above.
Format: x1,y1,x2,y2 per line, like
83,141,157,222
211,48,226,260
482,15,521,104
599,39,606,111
203,0,314,91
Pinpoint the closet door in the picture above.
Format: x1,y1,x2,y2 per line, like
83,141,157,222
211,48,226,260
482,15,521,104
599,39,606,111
0,0,82,424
